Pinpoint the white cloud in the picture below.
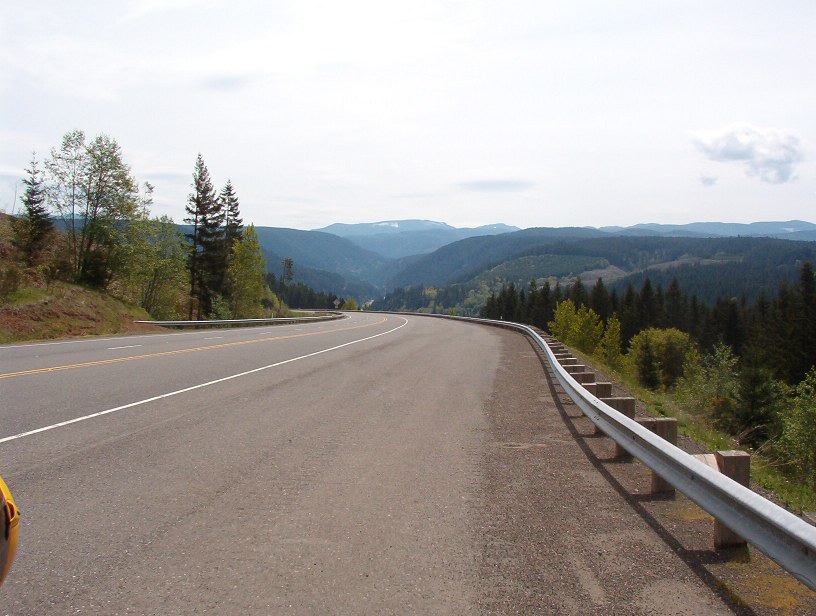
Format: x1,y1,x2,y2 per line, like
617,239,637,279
693,124,805,184
700,174,718,187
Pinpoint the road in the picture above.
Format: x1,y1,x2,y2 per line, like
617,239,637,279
0,313,739,614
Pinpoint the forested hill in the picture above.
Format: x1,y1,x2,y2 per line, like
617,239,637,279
386,227,609,288
175,222,816,304
388,233,816,290
313,220,521,259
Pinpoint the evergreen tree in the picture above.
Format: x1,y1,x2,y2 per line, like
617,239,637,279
589,278,610,322
219,179,243,254
797,262,816,379
638,278,657,328
664,278,686,331
569,277,588,307
635,335,661,389
13,153,53,266
185,154,223,318
619,284,639,347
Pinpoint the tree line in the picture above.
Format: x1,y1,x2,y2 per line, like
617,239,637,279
480,268,816,496
2,130,326,319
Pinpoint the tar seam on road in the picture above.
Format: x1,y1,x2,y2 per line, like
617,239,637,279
0,317,388,380
0,317,408,445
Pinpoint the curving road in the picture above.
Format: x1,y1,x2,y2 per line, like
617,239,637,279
0,313,738,614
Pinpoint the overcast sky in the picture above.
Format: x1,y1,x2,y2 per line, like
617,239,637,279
1,1,814,230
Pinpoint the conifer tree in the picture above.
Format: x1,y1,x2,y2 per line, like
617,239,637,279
13,153,53,265
219,179,243,255
185,154,222,318
589,278,610,322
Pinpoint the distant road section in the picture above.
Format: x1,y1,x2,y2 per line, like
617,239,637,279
0,313,734,613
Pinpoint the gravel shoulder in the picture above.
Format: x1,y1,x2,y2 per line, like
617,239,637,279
477,329,815,614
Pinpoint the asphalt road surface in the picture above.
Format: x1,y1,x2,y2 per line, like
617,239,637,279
0,313,740,614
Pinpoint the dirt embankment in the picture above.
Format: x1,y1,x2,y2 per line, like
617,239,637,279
0,282,164,344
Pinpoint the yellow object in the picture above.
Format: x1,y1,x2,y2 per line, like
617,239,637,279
0,475,19,585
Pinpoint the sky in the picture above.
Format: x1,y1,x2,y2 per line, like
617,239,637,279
1,1,814,231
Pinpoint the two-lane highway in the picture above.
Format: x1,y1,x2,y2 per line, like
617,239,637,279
0,313,739,613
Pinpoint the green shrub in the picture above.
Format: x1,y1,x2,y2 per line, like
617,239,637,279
627,328,697,390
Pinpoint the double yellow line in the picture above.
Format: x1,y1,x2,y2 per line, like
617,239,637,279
0,317,389,380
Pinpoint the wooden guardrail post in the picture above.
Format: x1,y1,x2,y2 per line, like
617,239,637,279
693,451,751,548
583,382,613,397
598,397,636,458
637,417,678,494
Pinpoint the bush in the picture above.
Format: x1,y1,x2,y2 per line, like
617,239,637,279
777,368,816,493
0,265,21,301
627,328,697,390
675,343,739,415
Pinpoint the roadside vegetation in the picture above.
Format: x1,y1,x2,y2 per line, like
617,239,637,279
0,130,341,342
480,271,816,512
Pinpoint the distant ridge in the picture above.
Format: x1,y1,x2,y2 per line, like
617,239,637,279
599,220,816,238
313,219,520,259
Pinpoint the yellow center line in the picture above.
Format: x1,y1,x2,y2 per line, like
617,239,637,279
0,316,390,380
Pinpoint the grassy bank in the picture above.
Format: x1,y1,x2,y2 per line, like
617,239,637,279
567,346,816,513
0,280,161,344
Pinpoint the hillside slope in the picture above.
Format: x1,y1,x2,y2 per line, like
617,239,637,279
0,282,162,344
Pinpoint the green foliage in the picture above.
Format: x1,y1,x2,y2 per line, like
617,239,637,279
597,314,622,367
46,130,140,287
548,299,576,341
226,225,268,318
675,343,739,416
115,214,188,319
571,305,604,354
208,294,233,319
342,297,358,310
13,154,53,266
0,265,21,302
628,328,697,390
777,369,816,492
548,299,603,354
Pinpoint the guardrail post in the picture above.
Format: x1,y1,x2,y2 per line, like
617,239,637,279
636,417,678,494
563,364,587,374
583,382,613,397
598,397,636,458
714,451,751,548
693,451,751,548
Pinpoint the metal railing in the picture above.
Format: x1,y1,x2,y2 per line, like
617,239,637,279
385,311,816,590
134,313,343,327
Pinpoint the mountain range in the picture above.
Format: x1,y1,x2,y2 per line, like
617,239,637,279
243,219,816,301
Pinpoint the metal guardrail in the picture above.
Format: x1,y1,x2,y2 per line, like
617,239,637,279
134,313,343,327
383,311,816,590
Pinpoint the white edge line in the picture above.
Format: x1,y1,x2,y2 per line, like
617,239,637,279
0,317,408,445
107,345,143,350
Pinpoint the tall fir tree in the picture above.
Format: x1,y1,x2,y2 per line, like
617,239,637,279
13,153,53,265
219,179,243,253
185,154,223,318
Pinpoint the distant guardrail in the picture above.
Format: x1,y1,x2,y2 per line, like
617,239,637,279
135,312,343,327
375,311,816,591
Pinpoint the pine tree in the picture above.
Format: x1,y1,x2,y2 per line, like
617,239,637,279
13,153,53,266
638,278,657,328
219,179,243,254
636,335,661,389
569,277,588,307
185,154,222,318
589,278,610,322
